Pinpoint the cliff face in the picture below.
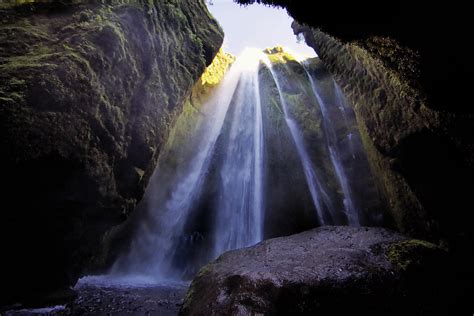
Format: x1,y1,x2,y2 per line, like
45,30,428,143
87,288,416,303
259,48,385,235
0,0,223,304
292,27,473,249
295,28,436,238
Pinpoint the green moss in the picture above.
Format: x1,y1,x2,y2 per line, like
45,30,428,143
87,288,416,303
355,109,424,235
9,77,26,86
181,263,214,312
0,94,17,104
0,45,58,70
196,262,213,277
181,282,197,312
163,99,198,153
0,0,36,8
268,52,296,64
1,22,51,42
165,1,187,24
269,93,283,114
286,92,323,137
264,46,297,65
387,239,438,270
201,49,235,86
158,48,234,172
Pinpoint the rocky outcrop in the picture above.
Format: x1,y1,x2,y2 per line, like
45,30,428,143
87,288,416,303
181,226,451,315
0,0,223,305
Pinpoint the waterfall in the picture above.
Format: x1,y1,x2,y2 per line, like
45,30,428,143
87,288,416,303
105,48,382,284
110,48,266,281
212,48,265,256
300,62,360,225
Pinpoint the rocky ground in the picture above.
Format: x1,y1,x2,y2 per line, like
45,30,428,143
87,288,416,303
4,281,188,316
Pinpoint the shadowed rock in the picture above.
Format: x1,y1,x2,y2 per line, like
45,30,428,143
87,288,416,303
181,226,450,315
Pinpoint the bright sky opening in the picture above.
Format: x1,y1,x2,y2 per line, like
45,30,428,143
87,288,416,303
207,0,317,58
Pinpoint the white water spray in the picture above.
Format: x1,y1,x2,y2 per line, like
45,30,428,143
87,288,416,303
212,48,265,256
110,48,266,281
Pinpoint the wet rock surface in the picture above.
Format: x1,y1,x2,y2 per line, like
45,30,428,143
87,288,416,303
5,283,188,316
181,226,451,315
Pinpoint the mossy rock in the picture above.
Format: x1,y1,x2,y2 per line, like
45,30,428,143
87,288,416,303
387,239,440,270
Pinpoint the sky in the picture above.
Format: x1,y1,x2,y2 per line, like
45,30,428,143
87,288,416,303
207,0,317,58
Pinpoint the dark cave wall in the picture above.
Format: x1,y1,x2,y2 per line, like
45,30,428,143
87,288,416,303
0,0,223,304
293,25,473,249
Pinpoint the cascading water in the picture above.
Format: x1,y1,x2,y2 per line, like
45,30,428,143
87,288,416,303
212,50,265,256
333,81,357,160
106,47,383,284
110,48,266,281
301,61,360,225
261,56,337,225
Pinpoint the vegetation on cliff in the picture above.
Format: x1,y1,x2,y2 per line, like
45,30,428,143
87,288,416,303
162,49,235,168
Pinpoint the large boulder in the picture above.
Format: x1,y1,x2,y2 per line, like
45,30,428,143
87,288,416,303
181,226,452,315
0,0,223,305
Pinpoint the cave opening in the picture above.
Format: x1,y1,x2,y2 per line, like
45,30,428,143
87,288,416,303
206,0,316,58
1,0,471,314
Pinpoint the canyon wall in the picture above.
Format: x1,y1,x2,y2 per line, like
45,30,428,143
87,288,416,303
0,0,223,304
